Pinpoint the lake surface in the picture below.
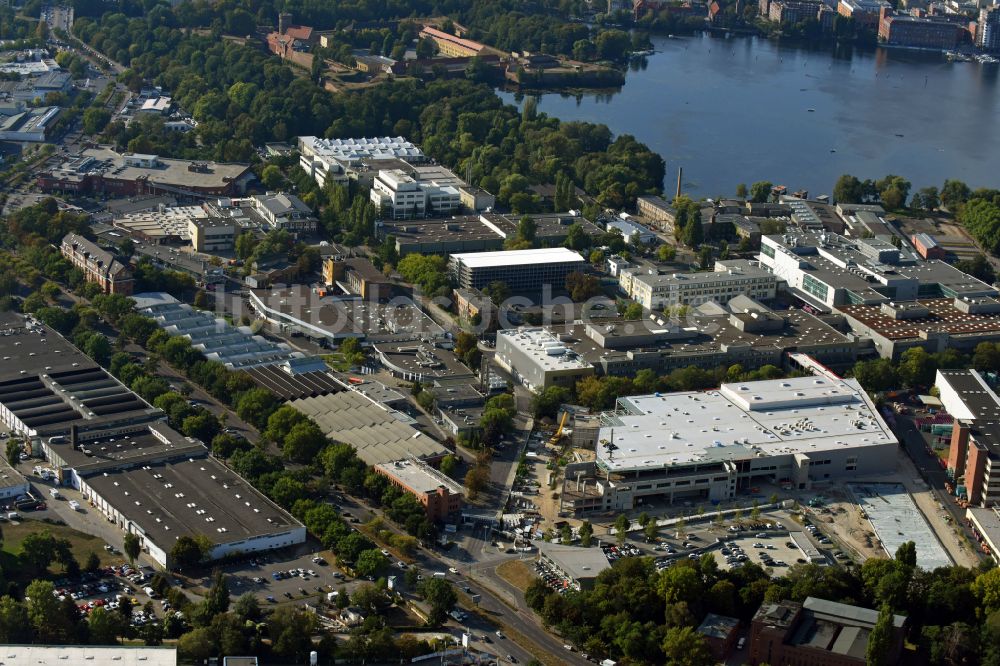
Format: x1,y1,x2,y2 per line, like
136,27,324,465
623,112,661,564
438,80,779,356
497,34,1000,199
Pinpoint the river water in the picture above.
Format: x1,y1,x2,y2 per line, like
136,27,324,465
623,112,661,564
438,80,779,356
497,33,1000,199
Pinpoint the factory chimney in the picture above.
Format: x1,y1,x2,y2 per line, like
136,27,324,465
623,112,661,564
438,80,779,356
676,166,683,200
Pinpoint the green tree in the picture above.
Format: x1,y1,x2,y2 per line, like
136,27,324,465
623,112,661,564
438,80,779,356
88,606,123,644
422,578,457,625
866,603,896,666
662,625,714,666
439,454,458,478
895,541,917,568
26,580,70,643
354,549,386,578
833,174,863,204
657,244,677,261
204,568,231,616
170,535,204,570
21,531,57,573
614,513,630,545
851,358,900,393
579,520,593,547
750,181,773,203
5,439,20,468
941,179,972,210
736,183,748,199
123,532,141,566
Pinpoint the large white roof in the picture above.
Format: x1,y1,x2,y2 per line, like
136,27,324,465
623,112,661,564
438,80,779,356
598,375,896,472
451,247,585,269
0,646,176,665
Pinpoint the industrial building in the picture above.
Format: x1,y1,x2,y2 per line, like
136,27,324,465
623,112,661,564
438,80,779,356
0,646,177,666
0,106,60,142
61,233,134,295
289,390,449,466
697,614,741,662
758,231,996,311
247,286,445,345
911,232,946,260
0,454,30,501
37,147,254,199
249,192,316,233
0,313,305,568
936,369,1000,508
839,296,1000,360
373,459,463,521
133,244,225,287
560,370,897,514
495,327,596,393
606,216,656,245
555,296,864,378
967,506,1000,563
619,259,778,311
878,8,965,50
750,597,907,666
536,542,611,590
133,292,318,370
379,211,601,257
449,247,586,292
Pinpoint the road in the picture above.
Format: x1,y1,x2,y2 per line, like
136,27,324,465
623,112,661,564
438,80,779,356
335,493,590,665
894,414,982,557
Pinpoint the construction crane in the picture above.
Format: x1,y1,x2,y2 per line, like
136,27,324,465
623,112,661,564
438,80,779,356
548,411,569,448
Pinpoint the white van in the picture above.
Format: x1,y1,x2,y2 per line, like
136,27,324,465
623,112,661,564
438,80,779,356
48,488,60,499
143,586,157,598
432,571,447,578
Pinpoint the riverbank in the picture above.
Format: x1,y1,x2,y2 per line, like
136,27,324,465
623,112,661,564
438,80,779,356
496,32,999,198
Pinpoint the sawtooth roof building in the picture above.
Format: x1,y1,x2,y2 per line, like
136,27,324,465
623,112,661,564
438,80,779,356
133,292,321,371
0,312,304,568
560,368,896,514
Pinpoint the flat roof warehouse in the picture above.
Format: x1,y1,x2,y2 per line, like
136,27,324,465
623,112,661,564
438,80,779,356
0,312,305,567
598,375,895,472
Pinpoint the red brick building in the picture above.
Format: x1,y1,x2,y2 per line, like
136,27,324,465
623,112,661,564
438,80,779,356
374,459,463,521
750,597,906,666
879,7,965,50
61,233,134,295
937,369,1000,508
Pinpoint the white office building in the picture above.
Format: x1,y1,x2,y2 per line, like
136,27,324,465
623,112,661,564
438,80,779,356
621,259,778,311
369,169,461,219
297,136,426,188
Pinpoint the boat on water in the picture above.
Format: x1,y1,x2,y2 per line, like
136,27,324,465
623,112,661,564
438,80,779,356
977,54,999,64
631,49,655,57
945,51,973,62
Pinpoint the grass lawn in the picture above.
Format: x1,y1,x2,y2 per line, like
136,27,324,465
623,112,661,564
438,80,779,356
495,559,536,592
1,519,121,576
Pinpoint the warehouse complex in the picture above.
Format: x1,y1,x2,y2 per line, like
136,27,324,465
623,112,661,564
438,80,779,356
560,370,897,513
495,296,864,392
0,313,305,568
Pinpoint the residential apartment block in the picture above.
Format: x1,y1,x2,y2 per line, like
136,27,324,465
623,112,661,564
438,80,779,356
61,233,134,295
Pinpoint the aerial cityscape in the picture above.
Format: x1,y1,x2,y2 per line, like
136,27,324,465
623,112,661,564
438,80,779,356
1,0,1000,664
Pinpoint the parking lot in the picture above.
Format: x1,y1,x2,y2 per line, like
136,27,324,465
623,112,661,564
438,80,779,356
54,564,166,629
214,548,367,607
711,533,803,572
